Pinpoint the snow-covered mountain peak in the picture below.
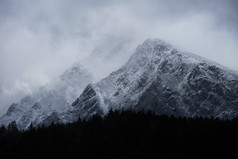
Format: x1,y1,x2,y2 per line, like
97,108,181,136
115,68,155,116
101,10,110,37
73,39,238,120
135,39,171,56
141,38,166,47
0,62,94,129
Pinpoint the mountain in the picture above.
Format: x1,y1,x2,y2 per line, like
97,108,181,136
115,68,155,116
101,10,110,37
1,39,238,129
72,39,238,119
0,63,93,129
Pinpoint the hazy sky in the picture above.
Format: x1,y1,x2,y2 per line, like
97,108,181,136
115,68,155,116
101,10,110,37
0,0,238,115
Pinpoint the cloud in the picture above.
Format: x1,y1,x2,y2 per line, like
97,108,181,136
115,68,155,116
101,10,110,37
0,0,238,115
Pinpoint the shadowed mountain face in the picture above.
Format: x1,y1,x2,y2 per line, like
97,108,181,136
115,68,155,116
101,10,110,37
73,39,238,119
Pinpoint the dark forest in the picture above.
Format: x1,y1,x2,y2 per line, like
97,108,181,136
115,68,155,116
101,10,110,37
0,109,238,159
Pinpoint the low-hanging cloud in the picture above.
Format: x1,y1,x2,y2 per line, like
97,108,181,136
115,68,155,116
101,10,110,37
0,0,238,115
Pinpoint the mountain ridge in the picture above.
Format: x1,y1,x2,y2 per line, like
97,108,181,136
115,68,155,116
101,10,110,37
72,39,238,119
0,62,93,129
1,38,238,129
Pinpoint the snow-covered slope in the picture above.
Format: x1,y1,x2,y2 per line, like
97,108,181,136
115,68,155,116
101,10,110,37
0,63,93,129
73,39,238,119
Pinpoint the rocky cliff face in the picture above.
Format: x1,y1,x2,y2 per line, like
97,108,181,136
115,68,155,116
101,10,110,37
73,39,238,119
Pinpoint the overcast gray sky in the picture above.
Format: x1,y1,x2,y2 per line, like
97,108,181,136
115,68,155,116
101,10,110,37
0,0,238,115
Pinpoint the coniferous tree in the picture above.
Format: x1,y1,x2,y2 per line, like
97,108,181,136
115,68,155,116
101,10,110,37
0,125,6,135
7,121,18,133
28,122,35,132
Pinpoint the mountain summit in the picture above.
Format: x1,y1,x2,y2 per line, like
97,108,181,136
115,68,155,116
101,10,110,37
72,39,238,119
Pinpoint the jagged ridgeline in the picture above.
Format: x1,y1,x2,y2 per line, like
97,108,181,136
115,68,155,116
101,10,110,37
1,39,238,129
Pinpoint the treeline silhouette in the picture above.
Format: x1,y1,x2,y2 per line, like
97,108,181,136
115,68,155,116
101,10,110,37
0,109,238,158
